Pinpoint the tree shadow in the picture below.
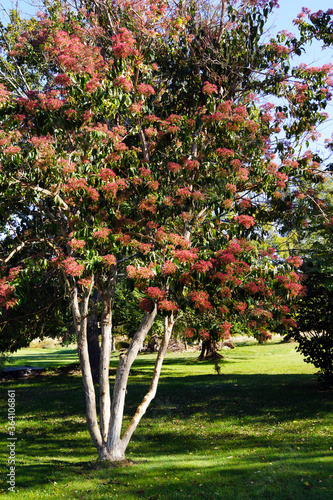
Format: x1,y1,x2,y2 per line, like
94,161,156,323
1,367,332,497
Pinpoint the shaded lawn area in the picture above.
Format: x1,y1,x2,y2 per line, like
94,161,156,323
0,341,332,499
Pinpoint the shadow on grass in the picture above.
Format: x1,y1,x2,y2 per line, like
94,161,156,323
7,349,78,369
1,368,332,498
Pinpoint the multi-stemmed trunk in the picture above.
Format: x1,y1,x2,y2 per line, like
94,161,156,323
71,276,175,461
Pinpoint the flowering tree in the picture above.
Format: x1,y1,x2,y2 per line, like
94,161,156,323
0,0,332,461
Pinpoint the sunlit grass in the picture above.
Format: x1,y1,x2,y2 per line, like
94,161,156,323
1,340,332,499
5,347,79,369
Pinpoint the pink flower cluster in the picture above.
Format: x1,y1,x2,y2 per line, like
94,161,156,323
250,308,273,319
3,146,21,156
183,328,195,339
112,28,137,59
167,162,182,173
139,194,157,213
235,302,247,314
218,305,229,315
166,114,183,124
64,178,88,193
192,260,213,274
113,76,133,92
147,287,166,301
62,257,84,277
78,277,93,289
172,249,198,263
93,228,111,241
98,168,116,181
55,74,71,87
217,252,235,264
243,281,259,294
219,321,232,338
257,330,272,343
277,276,304,297
225,183,237,193
0,83,10,103
68,239,86,251
137,243,152,254
158,299,178,312
52,30,106,76
260,247,277,259
184,159,200,171
286,256,303,268
139,298,154,312
0,277,16,309
136,83,155,97
117,234,131,246
202,82,218,95
126,265,155,280
144,127,158,138
188,291,213,312
234,215,255,229
162,261,177,276
0,267,20,307
216,148,234,158
102,254,117,267
199,330,210,340
281,318,297,329
168,234,191,248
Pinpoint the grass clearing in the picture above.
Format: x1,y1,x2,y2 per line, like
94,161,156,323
1,340,332,499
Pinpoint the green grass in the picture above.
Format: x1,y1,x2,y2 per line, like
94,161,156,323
3,347,79,369
1,341,332,499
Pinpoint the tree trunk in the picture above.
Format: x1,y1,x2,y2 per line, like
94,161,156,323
198,339,223,359
102,305,158,460
100,311,175,461
74,277,173,462
121,313,175,451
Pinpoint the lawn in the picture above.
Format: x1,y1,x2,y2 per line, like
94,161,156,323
0,340,332,499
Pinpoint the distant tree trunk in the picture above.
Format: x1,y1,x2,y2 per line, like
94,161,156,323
111,336,116,352
87,290,100,385
147,333,159,352
87,314,100,385
198,339,222,359
184,340,188,351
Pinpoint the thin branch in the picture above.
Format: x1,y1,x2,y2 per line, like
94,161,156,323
217,0,227,45
20,183,70,211
139,126,150,162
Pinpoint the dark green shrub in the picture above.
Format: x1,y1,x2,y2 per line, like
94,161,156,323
294,261,333,387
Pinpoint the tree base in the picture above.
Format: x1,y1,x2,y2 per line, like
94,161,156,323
198,339,223,360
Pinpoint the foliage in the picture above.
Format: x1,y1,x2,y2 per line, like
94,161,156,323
0,264,72,352
294,260,333,387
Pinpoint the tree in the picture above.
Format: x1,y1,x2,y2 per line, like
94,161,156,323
0,0,332,461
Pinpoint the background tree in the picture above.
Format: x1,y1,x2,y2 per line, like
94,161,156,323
293,259,333,387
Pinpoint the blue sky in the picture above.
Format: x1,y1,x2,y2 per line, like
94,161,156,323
272,1,333,153
273,0,332,65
